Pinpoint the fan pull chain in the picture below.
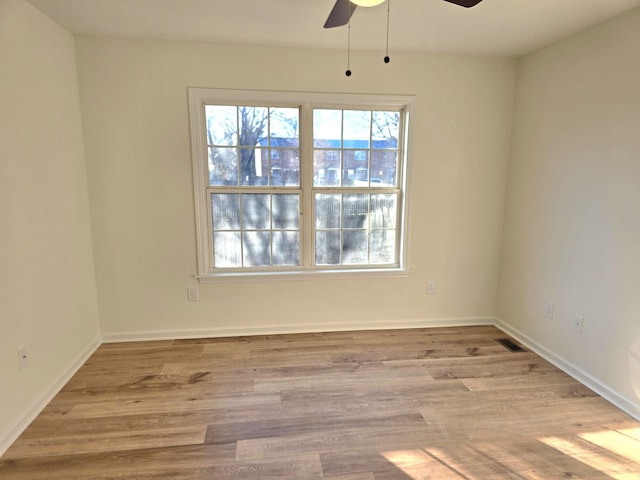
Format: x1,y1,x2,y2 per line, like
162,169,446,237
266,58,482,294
345,18,352,76
384,0,391,63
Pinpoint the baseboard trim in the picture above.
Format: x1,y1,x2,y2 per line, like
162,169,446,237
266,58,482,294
101,317,495,343
0,337,101,457
495,318,640,421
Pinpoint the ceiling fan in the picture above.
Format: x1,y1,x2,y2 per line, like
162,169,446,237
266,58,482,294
324,0,483,28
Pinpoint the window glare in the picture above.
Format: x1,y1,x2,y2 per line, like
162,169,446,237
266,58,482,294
314,109,342,148
206,105,237,146
343,110,371,146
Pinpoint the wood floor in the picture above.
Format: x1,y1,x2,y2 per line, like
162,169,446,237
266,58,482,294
1,325,639,479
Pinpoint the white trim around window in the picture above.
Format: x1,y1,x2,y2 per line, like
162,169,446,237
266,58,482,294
188,88,415,282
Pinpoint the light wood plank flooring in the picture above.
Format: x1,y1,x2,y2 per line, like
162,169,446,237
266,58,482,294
1,325,639,479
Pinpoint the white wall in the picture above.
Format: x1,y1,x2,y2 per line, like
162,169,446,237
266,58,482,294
498,8,640,417
0,0,101,453
74,36,516,340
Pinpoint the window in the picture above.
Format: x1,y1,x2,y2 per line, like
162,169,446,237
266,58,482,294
189,89,412,279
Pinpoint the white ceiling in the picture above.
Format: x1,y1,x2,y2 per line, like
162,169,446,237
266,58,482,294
27,0,640,56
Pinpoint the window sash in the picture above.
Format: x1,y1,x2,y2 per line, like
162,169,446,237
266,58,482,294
189,88,413,278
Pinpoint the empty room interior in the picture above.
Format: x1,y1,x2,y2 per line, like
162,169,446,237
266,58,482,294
1,0,640,477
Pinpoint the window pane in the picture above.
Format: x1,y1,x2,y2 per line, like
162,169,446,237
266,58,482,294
370,194,397,229
372,111,400,142
270,164,283,186
370,229,396,264
270,108,299,147
243,231,270,266
213,232,241,267
314,150,341,187
272,194,299,230
242,194,270,230
344,151,368,187
206,105,237,146
343,230,368,264
272,231,299,266
342,194,369,229
211,193,240,230
209,147,238,186
313,109,342,148
239,148,269,186
269,148,299,186
315,194,341,229
315,231,340,265
238,106,268,146
283,167,300,187
371,149,397,187
343,110,371,148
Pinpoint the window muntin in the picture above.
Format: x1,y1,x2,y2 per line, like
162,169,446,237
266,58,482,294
189,89,411,278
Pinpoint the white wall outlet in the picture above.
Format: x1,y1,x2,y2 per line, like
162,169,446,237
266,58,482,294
187,286,199,302
427,280,436,295
17,346,28,370
572,315,584,334
545,302,555,319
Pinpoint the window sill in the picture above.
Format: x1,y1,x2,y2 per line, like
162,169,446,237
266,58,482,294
195,268,411,284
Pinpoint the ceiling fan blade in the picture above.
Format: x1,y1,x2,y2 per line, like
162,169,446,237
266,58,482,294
324,0,358,28
443,0,483,7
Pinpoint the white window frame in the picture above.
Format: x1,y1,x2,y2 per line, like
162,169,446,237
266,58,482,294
188,88,414,282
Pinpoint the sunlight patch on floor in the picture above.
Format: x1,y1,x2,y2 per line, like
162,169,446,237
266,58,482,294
618,427,640,441
382,449,467,479
580,429,640,463
540,433,640,479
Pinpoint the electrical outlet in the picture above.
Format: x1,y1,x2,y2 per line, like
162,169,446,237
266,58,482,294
187,286,199,302
17,347,28,370
545,302,555,319
572,315,584,334
427,280,436,295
